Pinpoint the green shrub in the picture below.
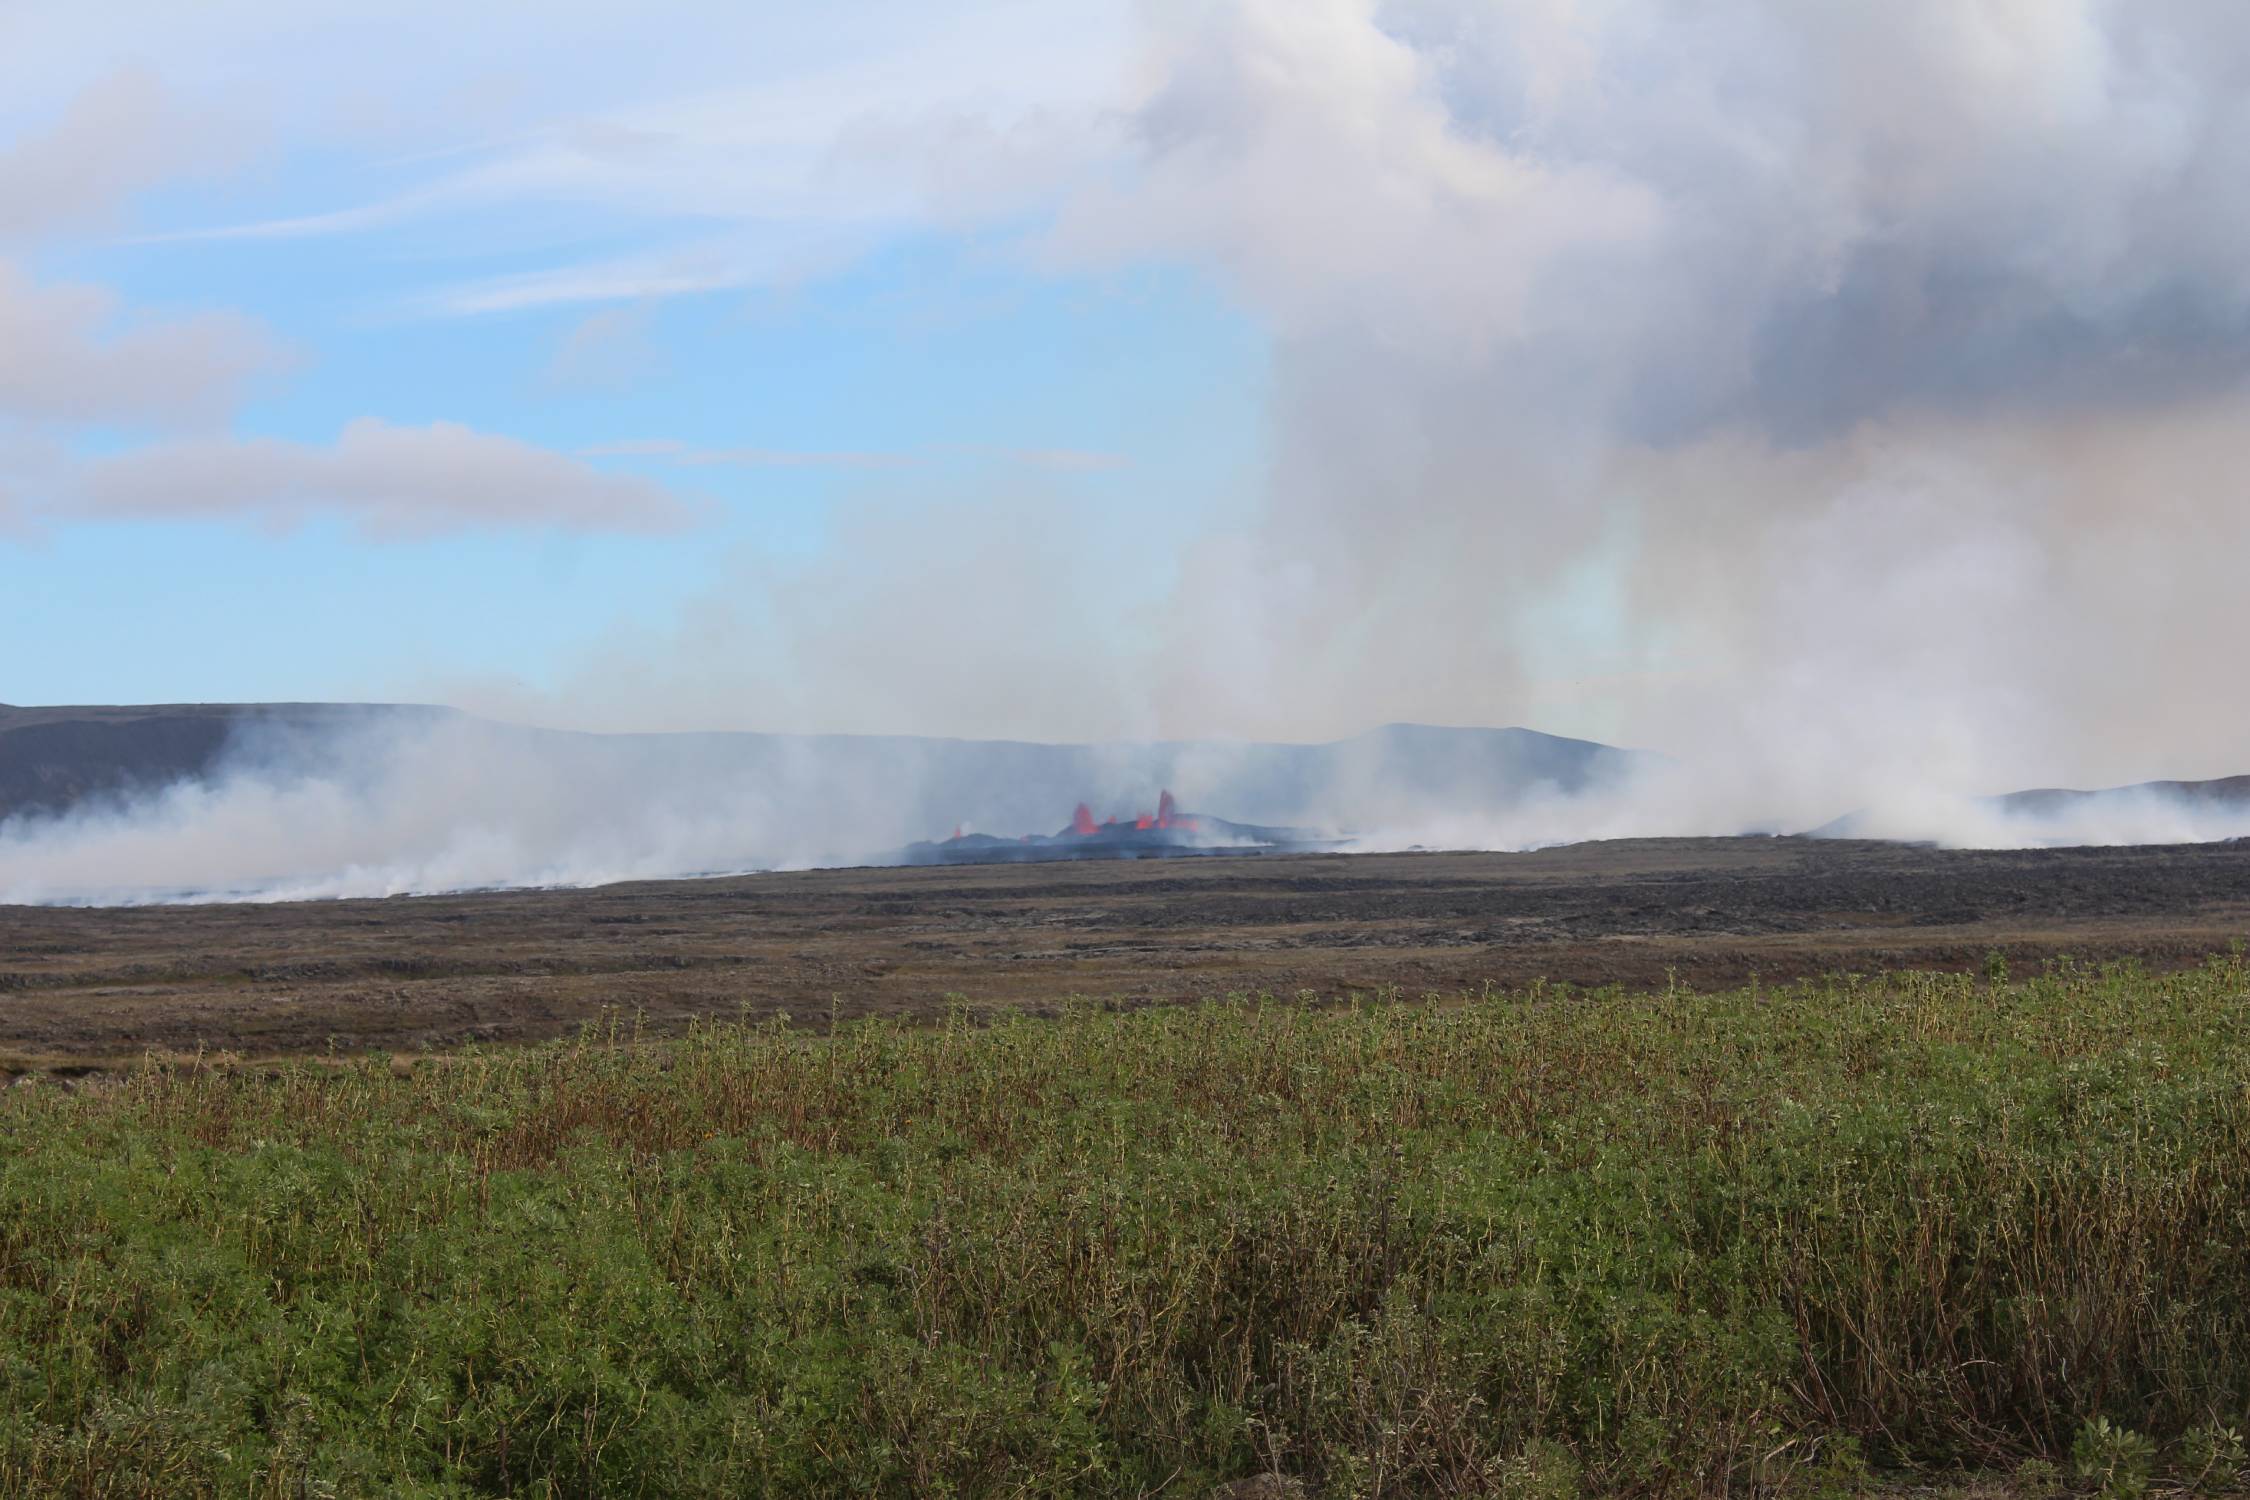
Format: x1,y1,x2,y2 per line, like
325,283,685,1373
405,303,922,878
2073,1417,2158,1499
0,953,2244,1494
2180,1422,2248,1496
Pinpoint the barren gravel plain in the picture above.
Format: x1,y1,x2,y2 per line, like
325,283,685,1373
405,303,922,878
3,835,2247,1067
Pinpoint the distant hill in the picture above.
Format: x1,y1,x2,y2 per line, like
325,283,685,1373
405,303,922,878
1991,776,2250,818
0,702,458,824
14,702,2245,854
0,703,1645,840
1810,774,2250,842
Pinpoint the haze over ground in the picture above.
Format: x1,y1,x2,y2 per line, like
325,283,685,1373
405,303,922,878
7,3,2250,896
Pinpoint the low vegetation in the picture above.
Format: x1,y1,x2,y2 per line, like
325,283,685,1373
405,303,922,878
1,955,2247,1496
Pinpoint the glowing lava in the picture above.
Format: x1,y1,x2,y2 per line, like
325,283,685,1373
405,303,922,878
909,792,1327,864
947,791,1199,842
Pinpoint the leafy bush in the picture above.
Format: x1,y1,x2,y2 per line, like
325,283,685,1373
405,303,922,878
2072,1417,2157,1499
2179,1423,2248,1496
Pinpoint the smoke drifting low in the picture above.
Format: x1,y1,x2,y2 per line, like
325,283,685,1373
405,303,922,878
2,712,2243,906
4,714,1621,902
0,715,817,904
0,712,1085,904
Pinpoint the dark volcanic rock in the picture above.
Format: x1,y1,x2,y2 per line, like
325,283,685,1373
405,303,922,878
896,807,1344,865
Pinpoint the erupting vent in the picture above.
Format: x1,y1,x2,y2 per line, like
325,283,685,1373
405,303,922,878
954,790,1205,845
901,793,1337,866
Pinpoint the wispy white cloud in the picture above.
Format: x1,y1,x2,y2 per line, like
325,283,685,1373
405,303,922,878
73,3,1133,317
0,73,710,545
416,231,863,316
71,418,704,538
581,438,1130,472
542,304,662,391
0,432,56,540
580,438,918,470
125,194,433,245
0,260,287,430
944,445,1129,473
0,69,249,242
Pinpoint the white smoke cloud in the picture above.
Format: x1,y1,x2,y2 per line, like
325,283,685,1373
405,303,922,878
1046,0,1663,358
0,713,957,905
1058,0,2250,418
1025,0,2250,791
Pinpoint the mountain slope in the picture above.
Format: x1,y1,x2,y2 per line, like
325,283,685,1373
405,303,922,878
0,703,1642,839
1993,776,2250,817
0,703,458,823
1809,774,2250,843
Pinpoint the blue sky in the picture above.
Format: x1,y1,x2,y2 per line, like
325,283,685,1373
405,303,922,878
9,224,1264,706
0,2,1282,732
1,2,1268,716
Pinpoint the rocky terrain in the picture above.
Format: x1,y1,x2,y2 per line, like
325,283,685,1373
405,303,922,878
2,835,2245,1067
